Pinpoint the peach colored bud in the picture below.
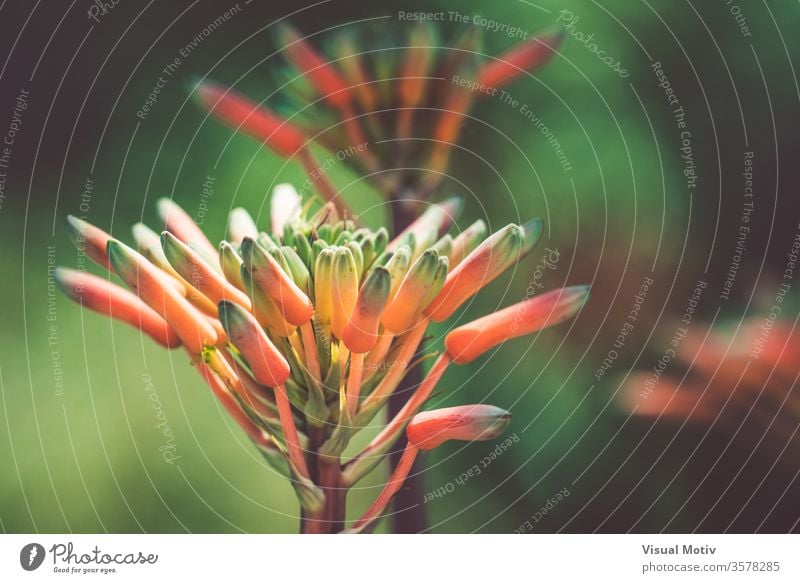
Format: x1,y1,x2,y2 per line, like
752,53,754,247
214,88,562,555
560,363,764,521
388,196,462,255
343,267,391,353
194,80,306,158
425,223,524,322
382,250,440,334
227,207,259,246
445,285,590,364
271,183,302,235
107,240,217,353
161,232,252,310
217,300,291,387
240,266,295,337
407,404,511,450
156,198,217,260
241,237,314,326
66,215,112,270
55,267,180,349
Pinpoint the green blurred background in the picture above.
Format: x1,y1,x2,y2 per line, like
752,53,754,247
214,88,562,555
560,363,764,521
1,0,798,533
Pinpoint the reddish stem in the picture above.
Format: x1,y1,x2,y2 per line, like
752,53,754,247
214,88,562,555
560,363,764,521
349,445,419,532
275,383,310,478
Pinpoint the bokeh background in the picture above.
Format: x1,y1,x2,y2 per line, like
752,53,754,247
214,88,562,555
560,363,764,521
1,0,799,533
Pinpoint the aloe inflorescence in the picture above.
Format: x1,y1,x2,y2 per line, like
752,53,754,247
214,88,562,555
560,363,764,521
57,189,588,532
57,20,585,533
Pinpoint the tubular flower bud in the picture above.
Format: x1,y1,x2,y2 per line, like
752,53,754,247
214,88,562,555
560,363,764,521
241,237,314,326
219,241,245,290
66,215,113,269
240,267,295,338
388,196,463,254
425,223,524,322
156,197,217,260
384,245,412,300
271,183,302,235
331,246,359,339
161,231,252,310
477,28,565,91
281,246,310,295
520,217,544,256
132,222,186,286
107,240,217,353
445,285,590,364
274,23,352,110
381,250,440,334
406,405,511,451
343,267,392,353
54,268,181,349
227,207,259,246
314,248,335,333
193,80,306,158
450,219,487,267
218,300,291,387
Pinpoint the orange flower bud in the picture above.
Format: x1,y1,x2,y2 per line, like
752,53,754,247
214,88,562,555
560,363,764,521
194,80,306,158
275,24,351,110
381,250,440,334
240,266,295,337
343,267,391,353
156,198,217,260
55,267,180,349
66,215,112,270
161,232,252,310
445,285,590,364
217,300,291,387
241,237,313,326
107,240,217,353
425,223,524,322
407,404,511,450
478,28,565,90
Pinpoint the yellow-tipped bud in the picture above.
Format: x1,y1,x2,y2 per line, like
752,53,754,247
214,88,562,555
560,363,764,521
314,248,335,333
343,267,391,353
331,246,359,339
381,250,441,334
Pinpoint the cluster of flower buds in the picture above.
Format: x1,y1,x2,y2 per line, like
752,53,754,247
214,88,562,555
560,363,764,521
619,316,800,463
57,187,589,532
192,22,564,209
